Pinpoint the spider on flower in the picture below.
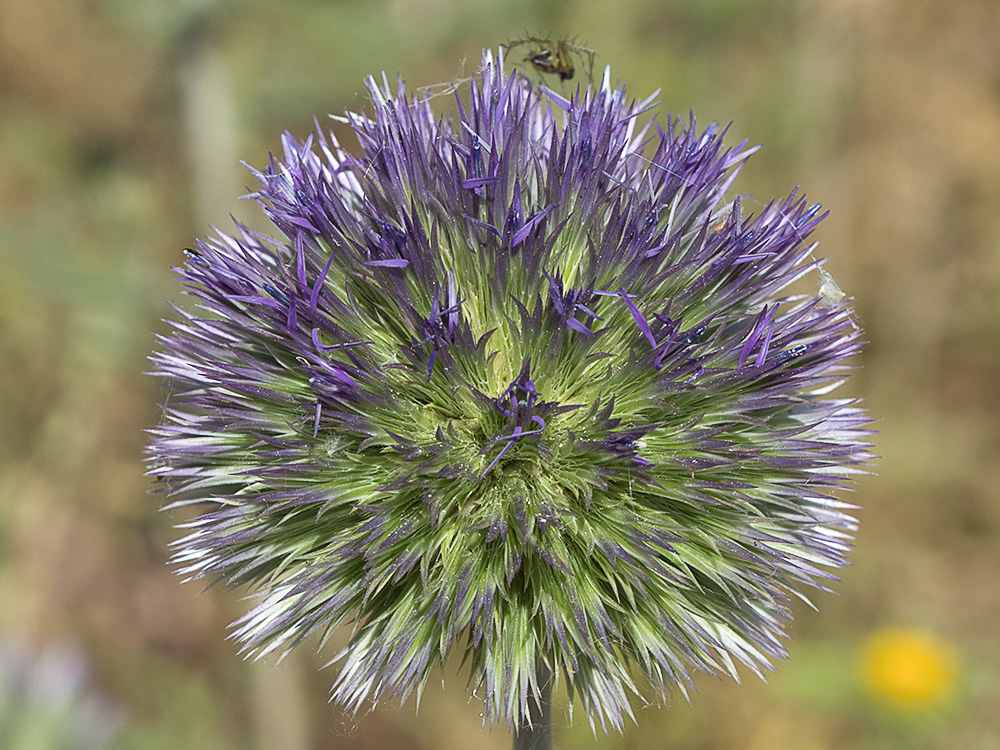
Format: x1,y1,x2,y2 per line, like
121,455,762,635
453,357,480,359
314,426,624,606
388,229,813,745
502,36,596,83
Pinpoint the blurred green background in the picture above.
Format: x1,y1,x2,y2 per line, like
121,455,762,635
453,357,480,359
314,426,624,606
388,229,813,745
2,0,998,748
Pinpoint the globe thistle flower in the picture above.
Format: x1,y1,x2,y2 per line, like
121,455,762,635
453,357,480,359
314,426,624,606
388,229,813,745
149,48,872,732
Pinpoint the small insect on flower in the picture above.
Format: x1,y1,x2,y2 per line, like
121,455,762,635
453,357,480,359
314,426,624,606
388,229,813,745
818,267,846,308
503,36,595,83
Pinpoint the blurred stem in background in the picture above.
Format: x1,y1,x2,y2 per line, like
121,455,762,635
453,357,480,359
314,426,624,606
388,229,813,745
176,0,246,230
513,663,551,750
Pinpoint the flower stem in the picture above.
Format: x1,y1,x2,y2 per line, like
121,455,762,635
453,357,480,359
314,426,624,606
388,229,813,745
513,663,552,750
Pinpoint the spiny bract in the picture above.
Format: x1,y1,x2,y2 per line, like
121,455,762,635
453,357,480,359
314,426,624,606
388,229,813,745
149,48,872,731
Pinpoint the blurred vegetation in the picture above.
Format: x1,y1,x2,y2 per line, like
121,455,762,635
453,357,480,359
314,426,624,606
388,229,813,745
2,0,999,748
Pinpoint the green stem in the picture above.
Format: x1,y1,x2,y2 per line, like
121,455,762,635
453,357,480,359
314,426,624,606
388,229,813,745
513,663,552,750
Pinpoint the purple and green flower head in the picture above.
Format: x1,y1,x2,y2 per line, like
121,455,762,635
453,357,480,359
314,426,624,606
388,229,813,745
149,47,872,731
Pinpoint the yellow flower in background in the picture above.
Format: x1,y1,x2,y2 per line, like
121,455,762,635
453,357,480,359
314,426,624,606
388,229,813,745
860,628,958,710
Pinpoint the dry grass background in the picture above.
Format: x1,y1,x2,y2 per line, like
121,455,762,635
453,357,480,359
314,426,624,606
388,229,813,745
2,0,999,748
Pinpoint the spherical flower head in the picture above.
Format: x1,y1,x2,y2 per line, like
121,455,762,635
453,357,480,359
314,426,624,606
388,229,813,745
149,49,873,731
